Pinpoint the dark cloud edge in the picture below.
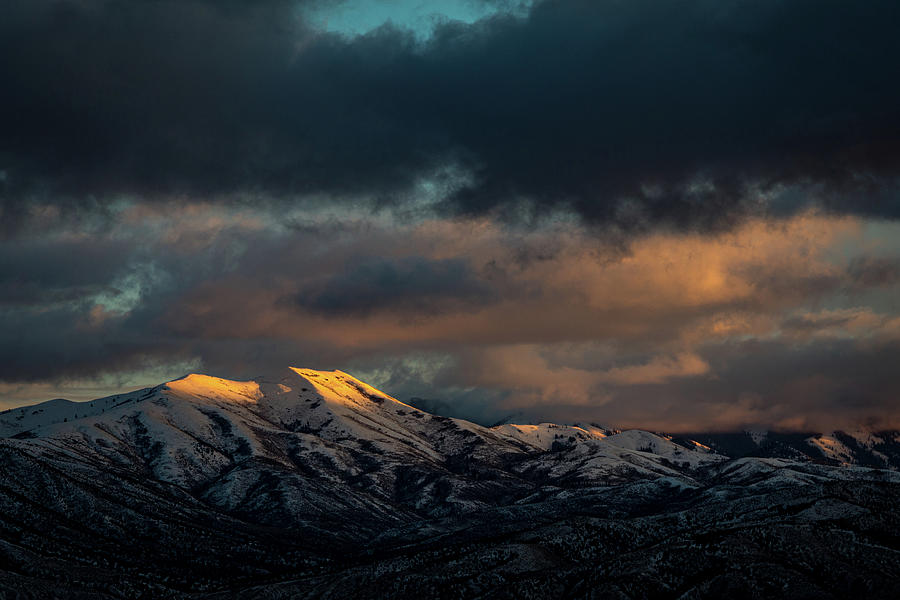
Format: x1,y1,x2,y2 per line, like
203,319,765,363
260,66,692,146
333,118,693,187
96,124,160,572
1,0,899,235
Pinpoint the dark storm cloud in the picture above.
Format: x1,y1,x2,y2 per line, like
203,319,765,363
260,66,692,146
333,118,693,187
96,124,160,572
0,302,167,382
2,0,900,231
0,237,195,382
294,256,496,316
0,238,135,304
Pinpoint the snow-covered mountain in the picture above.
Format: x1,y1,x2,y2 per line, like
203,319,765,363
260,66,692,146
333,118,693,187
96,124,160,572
684,427,900,469
1,368,899,599
0,368,726,524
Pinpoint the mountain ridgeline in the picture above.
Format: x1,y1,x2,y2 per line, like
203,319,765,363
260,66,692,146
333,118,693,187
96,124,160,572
1,368,899,598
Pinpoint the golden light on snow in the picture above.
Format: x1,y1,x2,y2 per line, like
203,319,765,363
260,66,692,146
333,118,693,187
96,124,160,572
166,374,263,404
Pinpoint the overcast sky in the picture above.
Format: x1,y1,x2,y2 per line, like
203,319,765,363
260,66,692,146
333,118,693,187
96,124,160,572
2,0,900,431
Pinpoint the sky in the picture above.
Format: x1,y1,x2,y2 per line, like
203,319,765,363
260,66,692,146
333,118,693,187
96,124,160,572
2,0,900,431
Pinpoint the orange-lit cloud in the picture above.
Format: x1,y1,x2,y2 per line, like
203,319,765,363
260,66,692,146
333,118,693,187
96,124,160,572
163,211,872,349
4,204,900,431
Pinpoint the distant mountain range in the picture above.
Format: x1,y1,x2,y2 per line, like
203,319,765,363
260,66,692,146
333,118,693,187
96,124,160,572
1,368,899,598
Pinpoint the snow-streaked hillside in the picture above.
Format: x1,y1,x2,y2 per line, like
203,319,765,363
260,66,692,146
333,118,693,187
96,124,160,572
493,422,610,449
3,368,897,488
2,367,900,598
0,368,733,496
1,368,545,525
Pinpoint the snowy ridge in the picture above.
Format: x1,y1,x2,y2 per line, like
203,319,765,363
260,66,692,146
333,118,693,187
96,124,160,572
2,368,900,598
4,368,899,476
493,422,610,450
0,368,732,490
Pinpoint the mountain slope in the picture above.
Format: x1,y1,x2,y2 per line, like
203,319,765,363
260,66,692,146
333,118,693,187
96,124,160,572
3,369,546,531
687,428,900,469
1,368,899,598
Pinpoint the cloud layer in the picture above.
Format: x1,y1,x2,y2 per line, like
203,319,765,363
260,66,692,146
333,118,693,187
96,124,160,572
2,1,900,430
3,201,900,431
2,0,900,232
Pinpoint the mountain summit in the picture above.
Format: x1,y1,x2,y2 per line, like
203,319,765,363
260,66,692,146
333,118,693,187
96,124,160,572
2,369,900,598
